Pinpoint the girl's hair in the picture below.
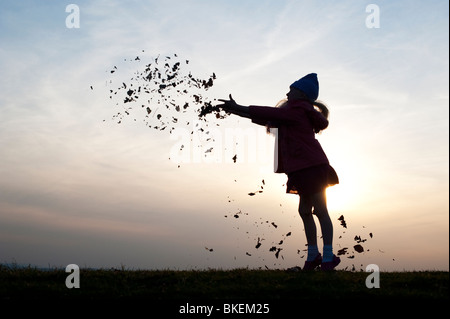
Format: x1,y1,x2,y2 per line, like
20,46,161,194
266,98,330,134
295,89,330,120
313,100,329,119
275,99,288,108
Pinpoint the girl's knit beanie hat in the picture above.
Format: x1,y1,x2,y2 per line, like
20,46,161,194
290,73,319,102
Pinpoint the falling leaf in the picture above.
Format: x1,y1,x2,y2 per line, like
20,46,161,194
255,237,263,249
338,215,347,228
354,244,364,253
275,248,282,259
354,235,367,243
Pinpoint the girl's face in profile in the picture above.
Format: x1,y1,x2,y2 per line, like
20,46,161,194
286,88,306,101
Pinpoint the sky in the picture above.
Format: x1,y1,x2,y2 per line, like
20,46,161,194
0,0,448,272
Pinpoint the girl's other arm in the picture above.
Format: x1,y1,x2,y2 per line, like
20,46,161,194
308,109,329,133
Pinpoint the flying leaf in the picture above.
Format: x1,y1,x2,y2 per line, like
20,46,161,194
338,215,347,228
354,244,364,253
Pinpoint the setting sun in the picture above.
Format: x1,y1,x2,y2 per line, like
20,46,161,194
326,159,364,212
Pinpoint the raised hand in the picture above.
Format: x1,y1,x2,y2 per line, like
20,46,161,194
216,94,250,118
217,94,239,112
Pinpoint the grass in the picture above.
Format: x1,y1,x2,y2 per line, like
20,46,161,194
1,264,448,301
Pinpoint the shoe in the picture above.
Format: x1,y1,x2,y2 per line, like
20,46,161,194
321,255,341,271
303,253,322,271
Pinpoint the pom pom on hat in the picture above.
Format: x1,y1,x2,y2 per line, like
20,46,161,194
290,73,319,102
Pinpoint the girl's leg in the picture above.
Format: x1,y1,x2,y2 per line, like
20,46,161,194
298,195,317,246
298,195,319,261
311,190,334,262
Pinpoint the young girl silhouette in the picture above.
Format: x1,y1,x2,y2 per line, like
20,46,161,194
218,73,340,271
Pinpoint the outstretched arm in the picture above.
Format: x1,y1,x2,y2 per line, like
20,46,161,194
216,94,250,119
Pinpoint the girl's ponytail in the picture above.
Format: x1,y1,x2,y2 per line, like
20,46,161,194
313,100,329,119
